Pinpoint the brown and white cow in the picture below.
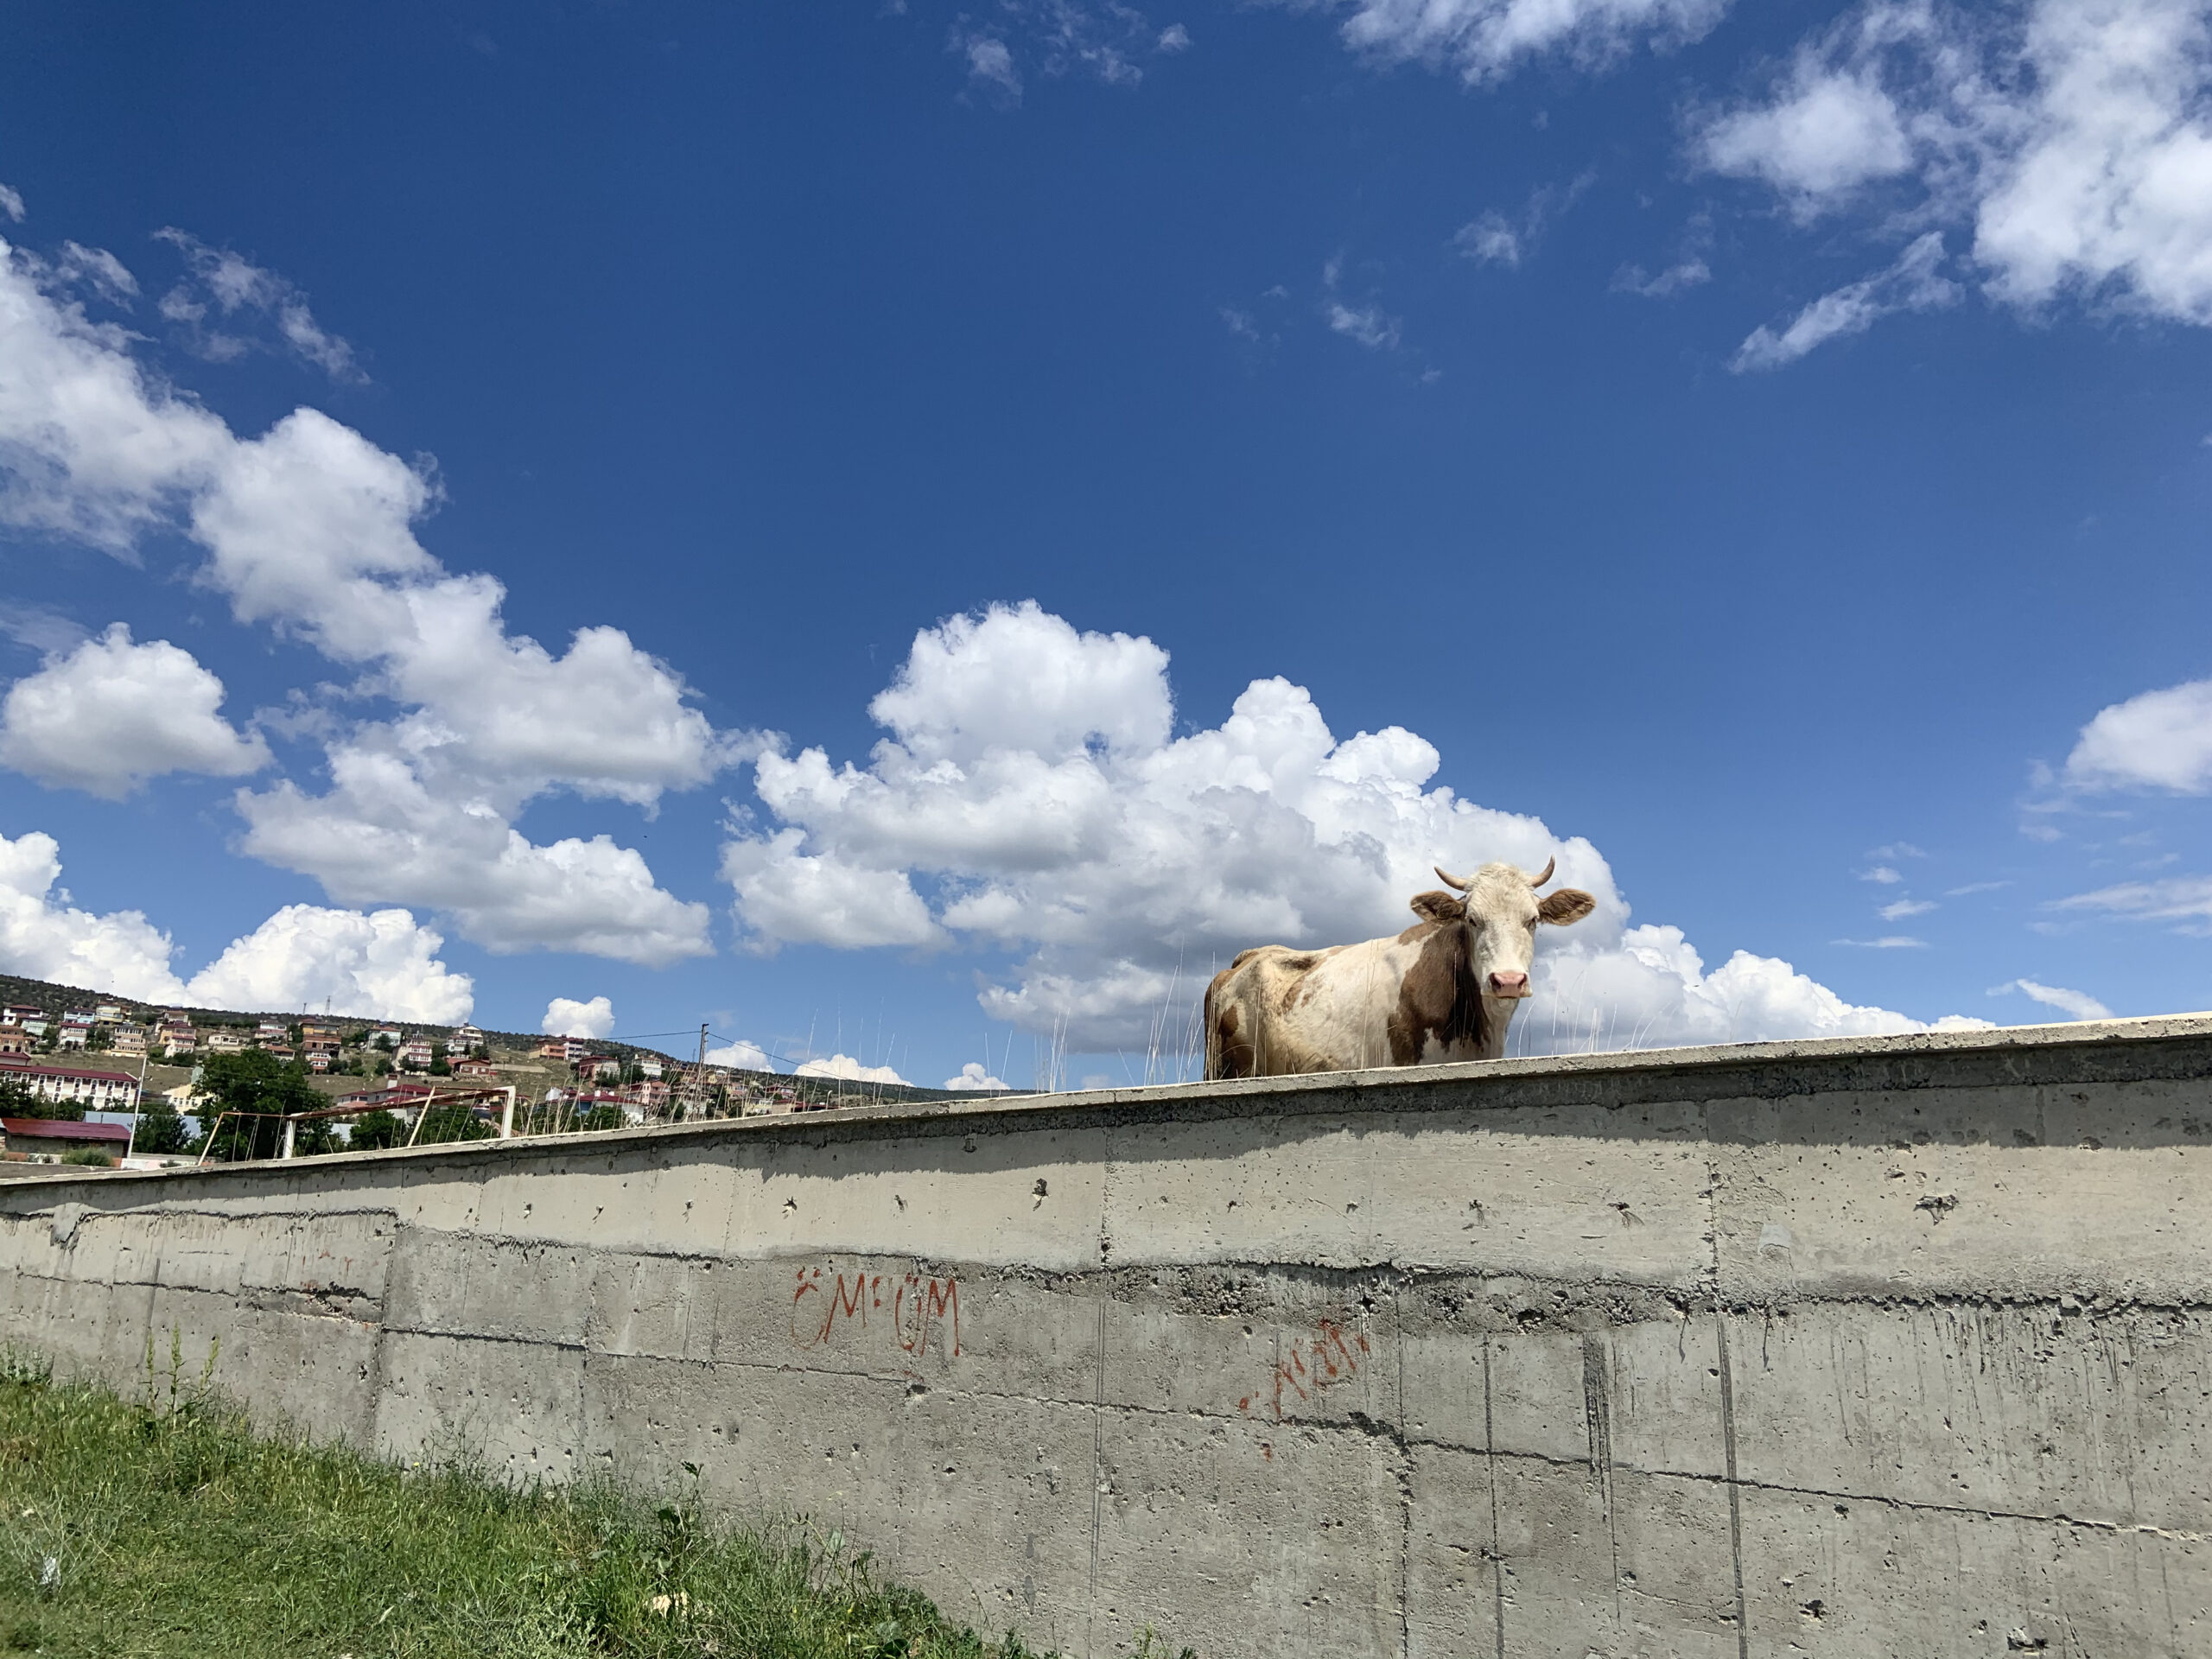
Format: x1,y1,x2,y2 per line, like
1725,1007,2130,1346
1203,858,1596,1079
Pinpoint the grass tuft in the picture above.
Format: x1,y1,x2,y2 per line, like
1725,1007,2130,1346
0,1364,1179,1659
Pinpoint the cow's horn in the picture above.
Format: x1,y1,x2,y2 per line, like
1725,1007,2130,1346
1526,856,1555,888
1434,866,1471,892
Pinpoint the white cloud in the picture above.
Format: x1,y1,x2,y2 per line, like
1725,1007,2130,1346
722,601,1976,1053
1326,302,1402,349
1860,864,1904,884
721,829,942,953
704,1038,772,1071
944,1060,1010,1090
543,995,615,1039
153,229,362,381
0,186,22,225
1455,212,1524,267
1704,0,2212,341
52,244,138,307
1992,977,2113,1020
0,828,469,1019
1612,258,1712,296
957,29,1022,96
0,232,731,963
1157,23,1191,52
238,747,715,963
1878,897,1936,919
796,1052,910,1085
185,906,474,1023
1946,879,2010,895
1332,0,1729,84
1700,42,1914,203
0,624,270,798
1870,840,1928,859
1732,232,1959,371
0,830,187,1001
2054,874,2212,928
0,233,231,550
2064,674,2212,792
1454,174,1596,270
1833,934,1930,948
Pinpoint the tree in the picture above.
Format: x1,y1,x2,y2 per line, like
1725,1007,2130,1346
428,1041,451,1077
579,1105,625,1133
132,1102,189,1155
417,1104,491,1145
196,1050,320,1160
0,1074,73,1119
348,1109,409,1152
290,1117,341,1156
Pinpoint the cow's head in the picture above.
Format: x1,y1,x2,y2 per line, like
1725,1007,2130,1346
1412,858,1595,1001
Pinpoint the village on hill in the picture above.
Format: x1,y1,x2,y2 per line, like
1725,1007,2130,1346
0,970,995,1171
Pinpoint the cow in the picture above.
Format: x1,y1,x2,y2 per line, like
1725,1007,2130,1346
1203,858,1596,1079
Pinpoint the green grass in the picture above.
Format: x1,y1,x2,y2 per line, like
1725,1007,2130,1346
0,1354,1166,1659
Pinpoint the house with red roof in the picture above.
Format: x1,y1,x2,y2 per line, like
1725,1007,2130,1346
1,1117,131,1158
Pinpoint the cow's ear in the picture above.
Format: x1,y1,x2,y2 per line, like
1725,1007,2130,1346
1538,887,1596,925
1408,890,1465,925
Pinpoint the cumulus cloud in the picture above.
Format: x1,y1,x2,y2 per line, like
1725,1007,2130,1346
0,230,730,963
723,601,1977,1054
796,1052,911,1085
1732,232,1960,370
153,228,362,381
0,830,187,1001
1330,0,1729,83
944,1061,1010,1090
0,624,270,798
0,233,231,550
543,995,615,1039
704,1038,772,1071
186,906,474,1023
2063,673,2212,792
1992,977,2113,1020
1703,0,2212,348
0,828,471,1018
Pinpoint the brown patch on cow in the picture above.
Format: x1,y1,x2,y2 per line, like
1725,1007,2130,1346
1538,887,1598,925
1385,922,1486,1065
1407,890,1465,925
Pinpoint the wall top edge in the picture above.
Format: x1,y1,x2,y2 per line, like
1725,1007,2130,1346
15,1012,2212,1195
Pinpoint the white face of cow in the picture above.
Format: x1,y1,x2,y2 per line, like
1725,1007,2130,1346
1433,859,1597,1002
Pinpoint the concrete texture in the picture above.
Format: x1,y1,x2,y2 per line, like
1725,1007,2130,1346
3,1014,2210,1656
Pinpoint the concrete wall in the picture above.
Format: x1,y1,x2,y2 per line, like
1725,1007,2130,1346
3,1016,2209,1657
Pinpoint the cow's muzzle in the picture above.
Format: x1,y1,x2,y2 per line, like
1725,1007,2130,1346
1486,970,1530,999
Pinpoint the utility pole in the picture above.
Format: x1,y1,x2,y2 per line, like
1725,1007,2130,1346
694,1022,708,1120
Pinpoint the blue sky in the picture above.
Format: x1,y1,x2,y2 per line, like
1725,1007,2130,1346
0,0,2207,1087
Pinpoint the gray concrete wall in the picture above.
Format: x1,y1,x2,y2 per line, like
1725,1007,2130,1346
3,1016,2210,1657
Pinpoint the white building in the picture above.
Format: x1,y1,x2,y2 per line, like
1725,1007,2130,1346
0,1060,141,1112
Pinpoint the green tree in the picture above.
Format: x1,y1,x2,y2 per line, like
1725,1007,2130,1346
0,1074,73,1119
347,1109,409,1151
131,1102,190,1155
579,1104,625,1133
416,1104,491,1145
428,1041,451,1077
196,1051,320,1161
289,1117,341,1156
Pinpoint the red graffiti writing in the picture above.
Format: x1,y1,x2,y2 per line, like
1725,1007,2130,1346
791,1266,962,1358
1236,1318,1370,1421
